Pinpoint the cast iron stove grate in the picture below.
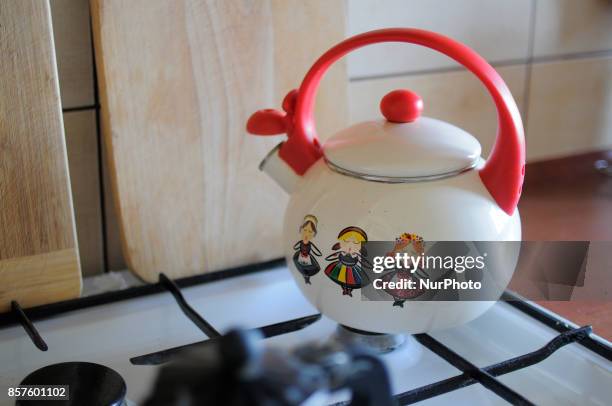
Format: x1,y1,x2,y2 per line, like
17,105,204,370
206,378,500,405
2,260,611,405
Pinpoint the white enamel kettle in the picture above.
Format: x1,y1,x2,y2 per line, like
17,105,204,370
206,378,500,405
246,28,525,334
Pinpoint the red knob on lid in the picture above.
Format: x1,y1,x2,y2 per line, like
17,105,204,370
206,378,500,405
380,89,423,123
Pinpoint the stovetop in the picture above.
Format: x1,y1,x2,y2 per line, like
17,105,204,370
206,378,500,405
0,263,610,405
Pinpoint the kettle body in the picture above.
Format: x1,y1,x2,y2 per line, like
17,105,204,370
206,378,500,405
281,160,520,333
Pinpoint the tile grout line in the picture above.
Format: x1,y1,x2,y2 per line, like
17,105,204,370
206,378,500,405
61,48,612,113
348,49,612,83
62,104,99,113
521,0,539,146
89,14,109,274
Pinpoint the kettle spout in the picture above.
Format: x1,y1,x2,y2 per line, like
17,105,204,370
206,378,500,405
247,90,317,193
259,143,301,194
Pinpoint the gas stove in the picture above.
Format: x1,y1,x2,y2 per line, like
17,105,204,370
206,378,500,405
0,261,610,405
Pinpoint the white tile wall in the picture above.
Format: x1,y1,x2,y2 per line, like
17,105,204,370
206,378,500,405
349,65,526,156
526,56,612,161
347,0,532,78
347,0,612,162
533,0,612,57
64,110,104,275
50,0,95,108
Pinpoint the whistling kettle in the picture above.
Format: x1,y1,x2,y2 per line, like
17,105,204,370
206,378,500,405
246,29,525,334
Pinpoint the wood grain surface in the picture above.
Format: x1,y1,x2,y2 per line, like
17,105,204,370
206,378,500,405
91,0,347,281
0,0,81,311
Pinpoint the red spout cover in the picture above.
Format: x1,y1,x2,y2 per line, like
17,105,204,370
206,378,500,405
246,109,287,135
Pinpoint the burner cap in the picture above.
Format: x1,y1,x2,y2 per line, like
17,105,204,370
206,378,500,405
17,362,126,406
335,325,407,353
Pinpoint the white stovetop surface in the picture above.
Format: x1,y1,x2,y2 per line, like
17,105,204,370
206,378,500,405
0,266,610,405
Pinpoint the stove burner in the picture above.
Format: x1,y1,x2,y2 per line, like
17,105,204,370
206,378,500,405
335,325,409,353
17,362,126,406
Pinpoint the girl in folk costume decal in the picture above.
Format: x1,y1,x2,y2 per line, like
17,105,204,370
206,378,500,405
292,215,322,284
381,233,428,307
324,226,371,297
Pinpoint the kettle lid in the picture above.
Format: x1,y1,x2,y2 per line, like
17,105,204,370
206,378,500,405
323,90,482,180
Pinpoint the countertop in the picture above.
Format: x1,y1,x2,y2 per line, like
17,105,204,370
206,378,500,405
519,150,612,340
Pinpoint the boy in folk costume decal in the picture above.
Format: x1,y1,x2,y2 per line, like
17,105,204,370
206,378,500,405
381,233,428,307
292,215,322,284
325,226,371,297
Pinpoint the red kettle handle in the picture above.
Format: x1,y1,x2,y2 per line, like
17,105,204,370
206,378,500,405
264,28,525,215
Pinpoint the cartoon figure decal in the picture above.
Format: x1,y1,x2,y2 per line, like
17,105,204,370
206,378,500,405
292,215,322,284
324,226,371,297
381,233,427,307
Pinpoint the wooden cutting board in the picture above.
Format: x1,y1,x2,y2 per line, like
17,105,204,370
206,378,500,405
91,0,347,281
0,0,82,312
